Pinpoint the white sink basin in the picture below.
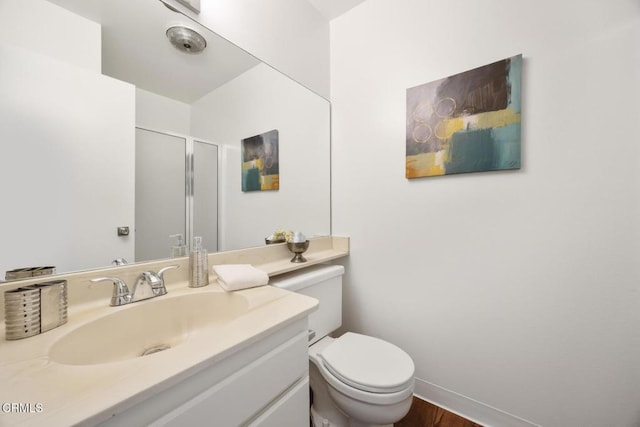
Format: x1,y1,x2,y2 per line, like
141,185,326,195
49,292,249,365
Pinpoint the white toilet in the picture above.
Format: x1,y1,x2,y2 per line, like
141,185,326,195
270,265,415,427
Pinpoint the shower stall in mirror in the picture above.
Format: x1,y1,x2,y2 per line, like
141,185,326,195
135,128,218,262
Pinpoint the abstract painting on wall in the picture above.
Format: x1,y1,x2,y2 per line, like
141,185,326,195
241,129,279,191
406,54,522,179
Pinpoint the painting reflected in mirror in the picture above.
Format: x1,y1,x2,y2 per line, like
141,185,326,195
242,129,280,192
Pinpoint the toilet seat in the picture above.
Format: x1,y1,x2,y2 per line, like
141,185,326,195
312,355,414,406
309,332,415,405
319,332,415,394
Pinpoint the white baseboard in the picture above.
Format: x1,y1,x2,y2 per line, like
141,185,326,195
413,378,540,427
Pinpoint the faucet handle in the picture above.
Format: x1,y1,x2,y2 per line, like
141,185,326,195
90,277,130,306
158,265,179,277
155,265,179,296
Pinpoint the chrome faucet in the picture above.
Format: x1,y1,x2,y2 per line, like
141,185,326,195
145,265,180,297
90,265,179,306
90,276,131,306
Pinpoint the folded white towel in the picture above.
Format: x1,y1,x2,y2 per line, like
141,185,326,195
213,264,269,291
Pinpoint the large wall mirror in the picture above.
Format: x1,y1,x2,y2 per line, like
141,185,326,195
0,0,331,278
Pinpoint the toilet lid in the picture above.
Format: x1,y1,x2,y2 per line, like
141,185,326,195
319,332,415,393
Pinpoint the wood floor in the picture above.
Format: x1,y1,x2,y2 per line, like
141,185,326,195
395,396,483,427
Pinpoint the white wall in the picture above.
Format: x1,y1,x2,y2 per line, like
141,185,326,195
331,1,640,426
0,43,135,274
0,0,100,72
135,88,191,135
163,0,330,99
191,64,331,251
0,0,134,275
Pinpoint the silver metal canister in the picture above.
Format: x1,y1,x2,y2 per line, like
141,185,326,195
5,266,56,281
32,280,68,332
189,250,209,288
4,280,68,340
4,287,41,340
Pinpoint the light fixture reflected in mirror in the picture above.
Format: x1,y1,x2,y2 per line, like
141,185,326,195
175,0,201,14
166,26,207,53
158,0,200,14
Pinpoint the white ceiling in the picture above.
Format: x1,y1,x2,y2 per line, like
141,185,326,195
306,0,368,20
48,0,259,103
46,0,367,102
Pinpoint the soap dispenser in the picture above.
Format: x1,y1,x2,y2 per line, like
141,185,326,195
170,234,187,258
189,236,209,288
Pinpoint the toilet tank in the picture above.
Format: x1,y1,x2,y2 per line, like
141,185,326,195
270,264,344,345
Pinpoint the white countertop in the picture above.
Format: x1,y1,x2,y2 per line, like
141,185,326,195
0,283,318,426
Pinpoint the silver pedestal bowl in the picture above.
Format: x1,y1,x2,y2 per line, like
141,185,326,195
286,240,310,263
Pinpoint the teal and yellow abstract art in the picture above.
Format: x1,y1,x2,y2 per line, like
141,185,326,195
242,129,279,191
406,55,522,178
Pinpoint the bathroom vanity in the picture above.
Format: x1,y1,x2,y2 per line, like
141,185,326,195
0,237,349,426
125,321,311,427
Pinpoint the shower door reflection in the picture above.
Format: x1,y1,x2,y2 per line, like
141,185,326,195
193,140,219,253
135,128,219,262
135,128,187,262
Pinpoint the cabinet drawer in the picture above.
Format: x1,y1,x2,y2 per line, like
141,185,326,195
247,377,309,427
158,330,308,426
